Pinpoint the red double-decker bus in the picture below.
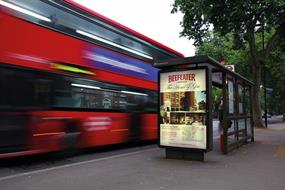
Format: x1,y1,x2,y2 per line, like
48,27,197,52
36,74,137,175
0,0,183,158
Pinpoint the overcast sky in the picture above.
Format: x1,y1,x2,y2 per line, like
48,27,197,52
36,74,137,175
72,0,195,57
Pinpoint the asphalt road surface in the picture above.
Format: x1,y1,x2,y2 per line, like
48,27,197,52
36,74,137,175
0,142,158,178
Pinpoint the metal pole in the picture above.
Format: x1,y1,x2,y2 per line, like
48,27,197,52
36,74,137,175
222,72,228,154
264,69,268,128
262,19,268,128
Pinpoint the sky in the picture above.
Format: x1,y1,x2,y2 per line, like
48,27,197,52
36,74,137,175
72,0,196,57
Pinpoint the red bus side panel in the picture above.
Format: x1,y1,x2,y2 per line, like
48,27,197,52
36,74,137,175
0,12,157,90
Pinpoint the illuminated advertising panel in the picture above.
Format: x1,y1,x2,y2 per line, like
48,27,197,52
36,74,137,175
159,69,207,149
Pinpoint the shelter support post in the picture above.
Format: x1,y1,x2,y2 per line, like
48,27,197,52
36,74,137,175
222,72,228,154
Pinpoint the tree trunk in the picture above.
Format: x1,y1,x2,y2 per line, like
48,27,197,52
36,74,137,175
247,31,265,128
251,64,264,127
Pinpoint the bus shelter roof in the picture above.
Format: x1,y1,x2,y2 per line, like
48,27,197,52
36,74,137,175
153,55,253,86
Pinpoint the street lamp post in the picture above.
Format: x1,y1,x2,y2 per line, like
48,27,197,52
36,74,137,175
262,19,268,128
263,68,268,128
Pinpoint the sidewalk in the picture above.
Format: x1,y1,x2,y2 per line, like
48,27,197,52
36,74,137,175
1,117,285,190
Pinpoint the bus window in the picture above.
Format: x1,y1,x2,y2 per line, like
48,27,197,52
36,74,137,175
0,67,34,108
34,79,52,107
71,86,103,109
44,74,157,112
53,77,74,108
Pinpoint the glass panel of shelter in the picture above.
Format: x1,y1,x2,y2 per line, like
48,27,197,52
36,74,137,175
226,76,238,152
244,85,254,140
222,75,254,154
237,81,246,142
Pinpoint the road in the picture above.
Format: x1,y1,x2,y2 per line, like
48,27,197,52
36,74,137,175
0,142,157,179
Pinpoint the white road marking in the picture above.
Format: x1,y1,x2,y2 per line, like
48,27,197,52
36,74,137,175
0,147,158,182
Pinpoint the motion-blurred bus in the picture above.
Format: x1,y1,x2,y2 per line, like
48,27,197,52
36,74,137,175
0,0,183,158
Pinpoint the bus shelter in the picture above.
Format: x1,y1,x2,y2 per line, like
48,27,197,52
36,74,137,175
154,55,254,156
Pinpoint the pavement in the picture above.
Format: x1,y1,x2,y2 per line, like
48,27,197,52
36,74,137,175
0,116,285,190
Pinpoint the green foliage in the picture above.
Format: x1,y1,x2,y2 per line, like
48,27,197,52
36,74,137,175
265,40,285,114
196,30,285,115
172,0,285,46
195,32,251,79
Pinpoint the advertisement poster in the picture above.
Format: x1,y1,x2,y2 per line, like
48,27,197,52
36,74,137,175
228,80,234,114
160,69,207,149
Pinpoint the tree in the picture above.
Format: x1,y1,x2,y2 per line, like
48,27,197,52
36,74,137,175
172,0,285,127
196,30,285,120
265,39,285,120
195,32,251,77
